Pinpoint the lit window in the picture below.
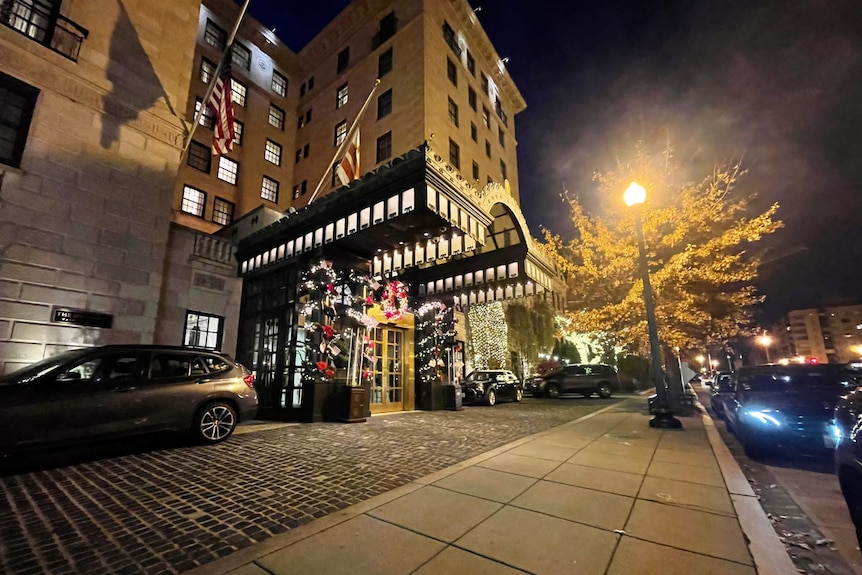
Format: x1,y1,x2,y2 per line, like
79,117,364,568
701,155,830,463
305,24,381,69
194,98,215,129
181,185,205,217
265,139,282,165
212,197,234,225
184,311,223,350
231,43,251,70
231,80,247,106
233,120,243,145
336,83,349,108
204,20,226,51
268,104,285,129
334,120,347,146
217,156,239,184
261,176,279,202
271,70,288,97
200,58,215,84
482,106,490,128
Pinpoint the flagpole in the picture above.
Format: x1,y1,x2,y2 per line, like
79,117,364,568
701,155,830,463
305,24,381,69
181,0,251,160
308,78,381,205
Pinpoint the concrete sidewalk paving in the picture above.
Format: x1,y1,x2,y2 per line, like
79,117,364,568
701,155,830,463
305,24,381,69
185,398,797,575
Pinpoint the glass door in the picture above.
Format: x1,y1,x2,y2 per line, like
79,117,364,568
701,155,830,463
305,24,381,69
370,327,405,413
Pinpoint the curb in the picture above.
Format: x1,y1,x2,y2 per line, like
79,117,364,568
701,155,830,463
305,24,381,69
698,399,798,575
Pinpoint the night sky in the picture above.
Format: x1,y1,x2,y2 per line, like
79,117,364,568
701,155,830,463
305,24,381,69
245,0,862,323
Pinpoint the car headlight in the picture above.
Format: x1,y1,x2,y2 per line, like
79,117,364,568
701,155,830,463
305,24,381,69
743,409,782,427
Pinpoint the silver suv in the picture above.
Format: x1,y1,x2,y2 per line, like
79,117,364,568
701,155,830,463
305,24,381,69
529,364,620,399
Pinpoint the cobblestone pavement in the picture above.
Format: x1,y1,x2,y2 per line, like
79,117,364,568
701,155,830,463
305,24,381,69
0,396,621,575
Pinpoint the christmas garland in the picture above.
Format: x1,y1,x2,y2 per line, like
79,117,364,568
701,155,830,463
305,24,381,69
381,280,409,320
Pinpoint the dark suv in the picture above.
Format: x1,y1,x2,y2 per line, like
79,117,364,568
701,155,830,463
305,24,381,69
0,345,258,453
462,370,523,406
529,364,619,399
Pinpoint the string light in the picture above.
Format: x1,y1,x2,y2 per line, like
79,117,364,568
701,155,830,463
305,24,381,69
467,302,508,369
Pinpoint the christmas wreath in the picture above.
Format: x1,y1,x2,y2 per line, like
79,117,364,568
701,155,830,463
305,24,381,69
381,280,409,320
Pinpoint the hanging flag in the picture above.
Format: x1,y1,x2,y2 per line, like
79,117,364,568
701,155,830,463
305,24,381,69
335,130,360,186
208,61,236,156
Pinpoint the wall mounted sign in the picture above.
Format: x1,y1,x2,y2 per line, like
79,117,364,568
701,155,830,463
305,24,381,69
51,307,113,329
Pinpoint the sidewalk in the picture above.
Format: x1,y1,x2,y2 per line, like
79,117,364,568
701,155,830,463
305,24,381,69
185,397,796,575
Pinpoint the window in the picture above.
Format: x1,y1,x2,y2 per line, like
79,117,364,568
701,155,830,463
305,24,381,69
481,72,489,94
301,180,308,195
212,197,234,225
0,73,38,168
293,185,300,199
194,98,215,129
377,89,392,119
468,86,476,111
308,76,315,90
271,70,288,97
373,11,398,48
181,185,206,217
472,161,479,181
442,21,461,56
482,106,490,128
4,0,53,43
233,119,243,145
336,83,349,108
200,58,215,84
470,122,477,142
449,139,460,169
217,156,238,184
485,139,491,158
376,131,392,163
498,126,505,148
230,79,247,106
495,98,508,127
378,48,393,77
297,114,305,129
337,47,350,73
306,109,312,123
265,139,282,165
334,120,347,146
295,149,302,164
500,159,507,180
268,104,285,129
204,20,226,51
466,50,475,76
261,176,279,202
448,97,458,127
300,83,306,97
231,43,251,70
187,141,211,173
303,143,309,158
447,58,457,86
183,311,223,350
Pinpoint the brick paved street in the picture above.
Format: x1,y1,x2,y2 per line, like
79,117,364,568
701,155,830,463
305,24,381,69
0,397,621,575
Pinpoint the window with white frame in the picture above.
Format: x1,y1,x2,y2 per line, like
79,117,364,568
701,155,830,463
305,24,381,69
230,43,251,70
334,120,347,146
261,176,279,202
264,139,281,165
204,20,226,51
336,83,348,109
194,98,215,129
212,197,234,225
200,57,215,84
233,119,243,145
271,70,288,97
230,79,247,106
217,156,239,184
183,311,223,350
268,104,285,129
181,185,206,217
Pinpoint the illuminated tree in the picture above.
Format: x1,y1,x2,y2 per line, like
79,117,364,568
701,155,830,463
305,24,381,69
543,143,783,353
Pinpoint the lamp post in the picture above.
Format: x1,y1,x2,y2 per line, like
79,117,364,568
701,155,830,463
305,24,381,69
757,333,773,364
624,182,682,429
695,354,706,373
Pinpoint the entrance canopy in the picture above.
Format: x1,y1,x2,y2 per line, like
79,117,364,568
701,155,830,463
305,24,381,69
235,143,564,307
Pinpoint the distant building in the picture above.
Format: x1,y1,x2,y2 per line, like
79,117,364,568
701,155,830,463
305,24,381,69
785,305,862,363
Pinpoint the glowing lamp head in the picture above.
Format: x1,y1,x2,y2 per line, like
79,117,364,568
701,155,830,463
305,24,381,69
624,182,646,206
757,334,773,347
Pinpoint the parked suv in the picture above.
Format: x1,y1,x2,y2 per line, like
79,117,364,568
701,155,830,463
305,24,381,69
462,370,523,406
0,345,258,453
529,364,619,399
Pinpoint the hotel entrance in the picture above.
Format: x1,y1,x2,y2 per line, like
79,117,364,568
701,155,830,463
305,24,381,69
369,326,407,414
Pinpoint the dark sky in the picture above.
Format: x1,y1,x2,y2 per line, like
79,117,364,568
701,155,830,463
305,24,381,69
245,0,862,323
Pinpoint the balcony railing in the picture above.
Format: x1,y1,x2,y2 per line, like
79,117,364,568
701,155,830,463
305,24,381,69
1,1,89,62
193,234,236,266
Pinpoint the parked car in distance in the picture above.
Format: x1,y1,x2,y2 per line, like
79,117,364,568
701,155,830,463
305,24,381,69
529,364,619,399
834,385,862,550
462,370,523,406
0,345,258,454
709,371,734,419
724,364,857,457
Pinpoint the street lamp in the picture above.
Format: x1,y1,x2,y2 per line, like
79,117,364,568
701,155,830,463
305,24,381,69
757,334,773,364
695,354,706,372
625,182,682,429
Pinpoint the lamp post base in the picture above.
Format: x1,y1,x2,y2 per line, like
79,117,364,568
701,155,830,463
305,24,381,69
649,407,683,429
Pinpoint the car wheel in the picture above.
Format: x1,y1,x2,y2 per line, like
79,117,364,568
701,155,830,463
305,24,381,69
597,383,612,399
545,383,561,399
195,401,237,444
515,388,523,402
486,389,497,406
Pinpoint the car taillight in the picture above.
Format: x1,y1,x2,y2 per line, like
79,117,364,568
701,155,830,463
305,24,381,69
243,374,255,388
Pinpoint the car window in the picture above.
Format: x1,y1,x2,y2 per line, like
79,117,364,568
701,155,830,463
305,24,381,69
566,366,586,375
203,355,231,373
102,355,140,386
55,357,103,383
190,357,208,376
738,367,848,393
151,353,191,379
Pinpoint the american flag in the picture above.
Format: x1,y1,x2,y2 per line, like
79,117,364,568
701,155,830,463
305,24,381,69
208,62,235,156
335,130,360,186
